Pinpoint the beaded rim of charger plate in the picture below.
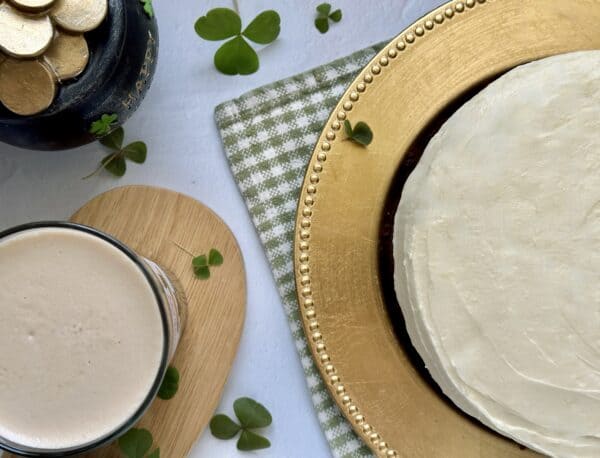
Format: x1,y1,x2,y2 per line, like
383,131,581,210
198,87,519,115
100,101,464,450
296,0,489,456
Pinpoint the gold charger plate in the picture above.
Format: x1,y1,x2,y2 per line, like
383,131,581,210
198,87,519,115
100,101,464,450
293,1,600,456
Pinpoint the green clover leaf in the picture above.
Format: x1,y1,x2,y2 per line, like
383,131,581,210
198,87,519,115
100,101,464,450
122,142,147,164
343,120,373,146
194,265,210,279
234,397,272,429
101,153,127,177
315,3,342,34
157,366,180,400
195,8,280,75
242,10,280,45
195,8,242,41
210,397,272,452
316,3,331,15
192,254,210,279
139,0,154,18
237,430,271,451
189,249,223,279
118,428,153,458
208,249,224,266
146,449,160,458
99,126,124,150
193,255,208,267
210,414,241,439
85,125,148,179
89,113,118,136
315,17,329,33
329,9,342,22
214,36,259,76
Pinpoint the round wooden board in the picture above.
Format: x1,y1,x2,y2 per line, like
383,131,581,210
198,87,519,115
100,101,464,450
294,0,600,457
28,185,245,457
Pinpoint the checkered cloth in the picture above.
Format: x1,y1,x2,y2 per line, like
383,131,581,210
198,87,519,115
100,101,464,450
215,44,384,458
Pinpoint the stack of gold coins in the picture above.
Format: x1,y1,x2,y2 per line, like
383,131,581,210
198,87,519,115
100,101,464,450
0,0,108,116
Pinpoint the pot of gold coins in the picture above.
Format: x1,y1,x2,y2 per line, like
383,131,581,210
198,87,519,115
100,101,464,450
0,0,158,150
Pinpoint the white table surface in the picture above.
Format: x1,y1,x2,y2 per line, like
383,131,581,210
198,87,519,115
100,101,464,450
0,0,443,456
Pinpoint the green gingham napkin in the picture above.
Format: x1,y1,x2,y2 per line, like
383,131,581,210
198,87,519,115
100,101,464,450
215,44,384,458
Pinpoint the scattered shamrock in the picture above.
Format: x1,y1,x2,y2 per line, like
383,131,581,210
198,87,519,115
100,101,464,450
210,397,272,451
139,0,154,18
83,126,148,178
171,241,224,280
343,119,373,146
89,113,118,137
118,428,159,458
157,366,180,400
314,3,342,34
192,248,224,279
194,7,280,75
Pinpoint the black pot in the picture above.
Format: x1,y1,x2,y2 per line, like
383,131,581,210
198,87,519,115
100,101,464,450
0,0,159,151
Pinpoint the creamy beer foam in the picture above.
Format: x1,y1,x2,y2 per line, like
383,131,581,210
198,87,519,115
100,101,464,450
0,227,164,450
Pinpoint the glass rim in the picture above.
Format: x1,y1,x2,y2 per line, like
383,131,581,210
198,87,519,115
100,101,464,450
0,221,170,457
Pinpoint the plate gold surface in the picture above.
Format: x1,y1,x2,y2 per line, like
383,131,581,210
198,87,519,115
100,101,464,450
293,1,600,456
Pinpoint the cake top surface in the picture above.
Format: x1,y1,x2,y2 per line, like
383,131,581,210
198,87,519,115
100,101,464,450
394,50,600,457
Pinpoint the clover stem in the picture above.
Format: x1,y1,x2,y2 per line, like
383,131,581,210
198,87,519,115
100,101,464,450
232,0,240,15
81,162,105,180
171,240,195,258
81,152,118,180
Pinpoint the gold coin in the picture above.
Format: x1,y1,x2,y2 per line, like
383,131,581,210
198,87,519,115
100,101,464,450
0,59,56,116
43,32,89,81
0,2,53,58
51,0,108,33
9,0,56,12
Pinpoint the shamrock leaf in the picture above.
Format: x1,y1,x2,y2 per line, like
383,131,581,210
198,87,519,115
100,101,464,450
146,449,160,458
190,249,223,279
157,366,180,400
343,120,373,146
210,414,241,439
195,8,241,41
118,428,153,458
315,17,329,34
315,3,342,34
139,0,153,18
316,3,331,15
237,430,271,451
208,248,224,266
234,397,272,429
99,126,124,150
195,8,281,76
242,10,280,45
101,153,127,177
85,125,148,179
192,254,210,279
210,397,272,452
214,36,259,76
123,142,147,163
194,265,210,279
329,9,342,22
193,255,208,267
90,113,118,136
